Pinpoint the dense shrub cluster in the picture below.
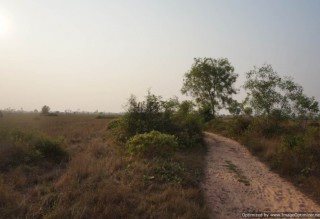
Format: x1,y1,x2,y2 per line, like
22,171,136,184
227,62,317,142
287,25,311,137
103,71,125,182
108,92,203,157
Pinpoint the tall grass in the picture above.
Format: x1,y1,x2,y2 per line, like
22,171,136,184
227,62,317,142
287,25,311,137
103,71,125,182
0,113,209,218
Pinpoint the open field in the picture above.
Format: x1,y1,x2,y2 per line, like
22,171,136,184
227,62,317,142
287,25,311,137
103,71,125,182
0,113,208,218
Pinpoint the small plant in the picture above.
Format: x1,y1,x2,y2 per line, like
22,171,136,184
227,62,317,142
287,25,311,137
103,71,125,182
126,131,178,158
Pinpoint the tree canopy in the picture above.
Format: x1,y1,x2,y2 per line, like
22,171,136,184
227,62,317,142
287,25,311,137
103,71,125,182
181,57,238,118
41,105,50,115
243,64,319,119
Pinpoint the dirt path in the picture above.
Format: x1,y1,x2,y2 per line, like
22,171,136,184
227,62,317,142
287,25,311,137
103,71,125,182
202,132,320,219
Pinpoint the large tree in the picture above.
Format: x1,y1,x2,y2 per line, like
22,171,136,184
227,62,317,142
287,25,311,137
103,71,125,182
181,57,238,118
41,105,50,115
243,64,283,116
244,64,319,119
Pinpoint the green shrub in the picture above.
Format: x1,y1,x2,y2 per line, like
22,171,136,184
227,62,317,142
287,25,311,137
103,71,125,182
174,114,203,148
280,135,305,152
108,92,204,148
126,131,178,158
107,118,130,143
33,135,68,163
0,129,68,169
244,117,282,138
152,160,185,184
227,116,252,137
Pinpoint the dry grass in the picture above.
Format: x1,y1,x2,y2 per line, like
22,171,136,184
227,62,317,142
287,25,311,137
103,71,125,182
207,117,320,205
0,113,209,218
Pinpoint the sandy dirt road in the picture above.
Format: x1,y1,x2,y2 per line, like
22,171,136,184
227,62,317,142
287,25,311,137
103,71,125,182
202,132,320,219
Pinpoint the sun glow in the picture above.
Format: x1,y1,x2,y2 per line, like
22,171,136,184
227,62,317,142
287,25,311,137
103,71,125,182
0,13,11,35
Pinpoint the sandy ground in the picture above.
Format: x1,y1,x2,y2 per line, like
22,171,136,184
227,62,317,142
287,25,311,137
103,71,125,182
202,132,320,219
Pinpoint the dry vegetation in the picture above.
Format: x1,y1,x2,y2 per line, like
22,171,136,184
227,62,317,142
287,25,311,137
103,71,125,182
0,113,209,218
206,116,320,204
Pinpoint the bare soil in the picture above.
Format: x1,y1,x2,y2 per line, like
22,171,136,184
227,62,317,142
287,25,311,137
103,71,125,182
203,132,320,219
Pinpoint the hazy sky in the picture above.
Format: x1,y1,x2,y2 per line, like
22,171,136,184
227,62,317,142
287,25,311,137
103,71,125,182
1,0,320,112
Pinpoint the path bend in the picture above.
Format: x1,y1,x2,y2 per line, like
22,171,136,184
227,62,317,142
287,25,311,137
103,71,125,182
202,132,320,219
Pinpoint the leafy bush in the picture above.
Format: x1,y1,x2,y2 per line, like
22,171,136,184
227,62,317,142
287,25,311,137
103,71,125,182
152,160,185,184
107,118,131,143
33,135,68,163
228,116,252,137
174,114,203,148
243,117,282,138
126,131,178,158
108,92,203,148
280,135,305,152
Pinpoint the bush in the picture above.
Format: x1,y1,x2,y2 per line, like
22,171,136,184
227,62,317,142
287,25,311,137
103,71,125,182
174,114,203,148
108,92,204,148
0,129,68,170
126,131,178,158
243,117,282,138
33,135,68,163
227,116,252,137
107,118,130,143
152,160,185,184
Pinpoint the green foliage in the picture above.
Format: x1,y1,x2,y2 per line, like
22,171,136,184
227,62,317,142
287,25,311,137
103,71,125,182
229,117,252,136
41,105,50,115
243,107,253,116
208,116,320,178
152,160,185,184
206,117,252,138
244,64,283,116
122,92,175,136
108,91,203,148
228,100,242,116
181,57,238,118
277,134,315,175
0,128,68,170
126,131,178,158
198,104,214,122
174,113,203,148
244,64,319,119
107,118,129,142
33,135,68,163
280,135,305,153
